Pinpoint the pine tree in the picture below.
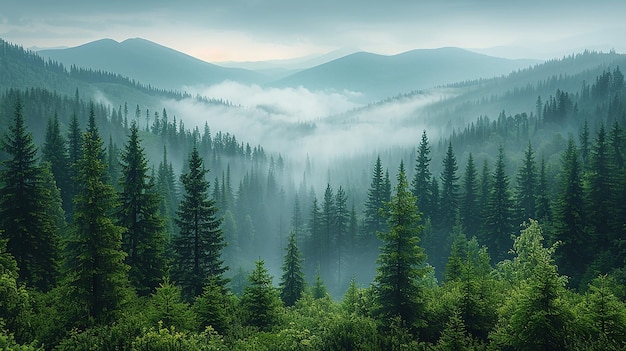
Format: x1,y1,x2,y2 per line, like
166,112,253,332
412,130,434,220
64,116,130,325
440,141,460,234
515,142,537,224
118,122,167,296
42,113,71,216
173,147,227,300
311,266,328,299
241,259,281,331
0,98,60,291
579,119,591,168
535,157,552,222
460,153,480,237
334,186,349,287
586,124,612,254
374,161,428,328
483,147,514,262
193,277,231,335
320,184,335,281
279,231,305,307
492,220,570,351
66,112,82,217
364,156,387,239
553,137,588,285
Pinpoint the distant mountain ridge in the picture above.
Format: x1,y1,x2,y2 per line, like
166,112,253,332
271,47,541,100
38,38,264,90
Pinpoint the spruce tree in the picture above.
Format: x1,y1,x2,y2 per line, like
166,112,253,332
374,161,427,328
460,153,480,238
440,141,460,234
241,259,281,331
334,186,349,287
553,137,588,285
535,157,552,223
42,113,71,216
279,231,305,307
66,112,82,217
515,141,537,224
64,115,129,325
320,183,335,281
173,147,227,299
586,124,612,254
483,147,514,262
364,156,387,238
118,122,167,295
0,98,60,291
412,130,433,220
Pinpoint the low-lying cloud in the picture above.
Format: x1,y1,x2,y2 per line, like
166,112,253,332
164,83,448,175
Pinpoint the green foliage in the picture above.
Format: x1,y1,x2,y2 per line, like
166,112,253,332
193,279,232,335
374,161,428,329
118,122,167,296
131,324,226,351
146,279,197,332
63,107,131,326
483,147,514,262
491,220,571,351
311,267,328,299
0,272,34,344
412,130,434,221
280,231,306,307
0,98,61,291
173,147,226,300
241,260,282,331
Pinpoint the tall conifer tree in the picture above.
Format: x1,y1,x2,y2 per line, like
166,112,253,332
374,161,427,328
483,147,514,262
0,98,61,291
280,231,305,307
173,147,227,299
64,108,129,325
118,122,167,295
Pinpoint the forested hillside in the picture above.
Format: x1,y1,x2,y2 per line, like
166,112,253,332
1,39,626,350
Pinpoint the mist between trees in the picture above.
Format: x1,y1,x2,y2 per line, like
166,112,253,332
1,43,626,349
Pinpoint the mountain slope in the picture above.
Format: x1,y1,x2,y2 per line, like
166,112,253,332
272,47,540,100
38,38,264,90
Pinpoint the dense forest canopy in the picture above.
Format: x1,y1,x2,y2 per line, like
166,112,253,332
1,38,626,350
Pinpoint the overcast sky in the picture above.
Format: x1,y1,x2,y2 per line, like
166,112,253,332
2,0,626,62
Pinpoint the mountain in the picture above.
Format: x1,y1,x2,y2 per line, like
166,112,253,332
271,47,541,101
38,38,264,90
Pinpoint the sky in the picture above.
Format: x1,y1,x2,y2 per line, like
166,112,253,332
2,0,626,63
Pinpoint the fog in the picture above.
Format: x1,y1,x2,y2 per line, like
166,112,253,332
165,82,449,173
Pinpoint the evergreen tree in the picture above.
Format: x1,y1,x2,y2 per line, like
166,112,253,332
477,159,491,244
460,153,480,237
412,130,434,220
279,231,305,307
307,197,322,276
492,220,570,351
334,186,349,287
0,98,60,291
535,157,552,222
553,137,588,285
515,142,537,224
173,147,227,300
311,266,328,299
364,156,387,239
193,277,231,335
439,142,460,235
374,161,427,328
579,119,590,168
241,259,281,331
66,112,82,217
118,122,167,296
42,113,71,216
586,124,612,254
483,147,514,262
320,184,335,281
64,117,130,325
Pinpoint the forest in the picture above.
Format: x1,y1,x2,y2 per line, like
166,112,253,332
1,40,626,350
